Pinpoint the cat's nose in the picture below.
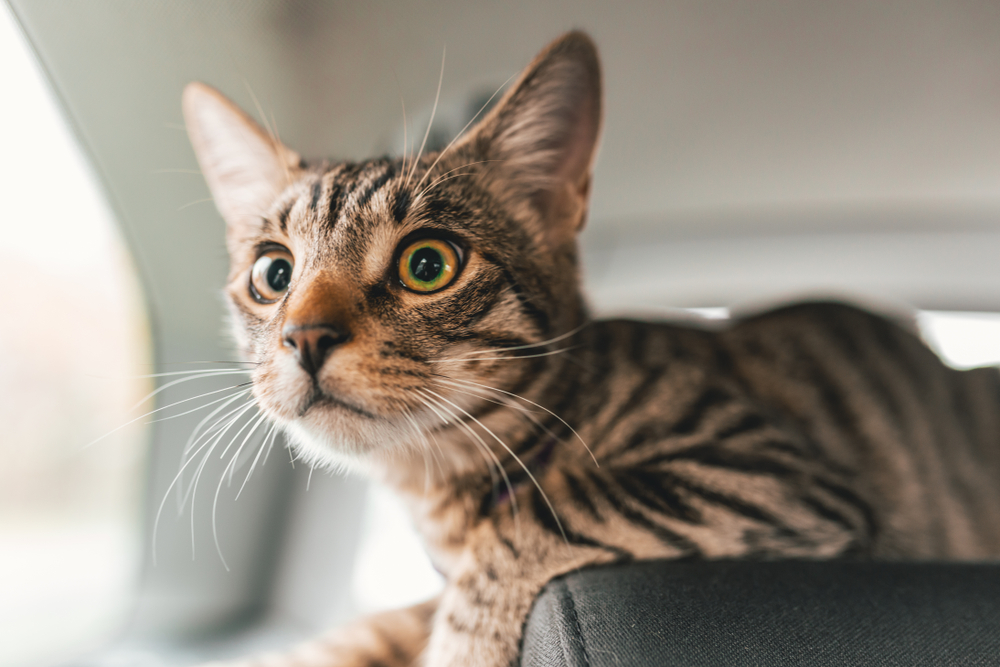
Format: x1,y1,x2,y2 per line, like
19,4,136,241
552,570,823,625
282,324,349,376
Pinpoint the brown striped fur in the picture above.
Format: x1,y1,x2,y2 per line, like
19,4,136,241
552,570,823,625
185,32,1000,667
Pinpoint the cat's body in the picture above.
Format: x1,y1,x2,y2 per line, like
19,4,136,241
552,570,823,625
184,32,1000,667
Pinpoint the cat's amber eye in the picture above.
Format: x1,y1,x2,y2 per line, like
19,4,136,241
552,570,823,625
250,249,294,303
398,238,460,293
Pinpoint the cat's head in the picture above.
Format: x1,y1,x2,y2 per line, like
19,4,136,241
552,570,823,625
182,32,601,474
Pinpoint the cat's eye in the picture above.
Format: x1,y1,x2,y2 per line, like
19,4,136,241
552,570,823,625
250,249,294,303
398,238,460,293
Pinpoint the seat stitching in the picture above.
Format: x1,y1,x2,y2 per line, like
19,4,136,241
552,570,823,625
560,580,592,667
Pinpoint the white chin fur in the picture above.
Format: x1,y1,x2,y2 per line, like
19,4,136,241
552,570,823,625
281,414,413,476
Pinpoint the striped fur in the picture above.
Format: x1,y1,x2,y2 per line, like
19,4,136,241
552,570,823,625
186,32,1000,667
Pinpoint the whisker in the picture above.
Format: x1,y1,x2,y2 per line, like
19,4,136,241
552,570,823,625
435,376,597,467
148,361,258,368
152,168,203,175
416,389,521,538
405,404,448,488
406,45,446,189
142,386,253,430
400,405,438,493
422,388,567,547
430,379,539,417
244,79,277,141
151,398,256,565
176,391,253,511
85,382,253,449
179,390,253,464
414,160,499,201
413,73,517,192
260,422,281,468
213,412,268,570
414,172,475,200
216,403,264,462
130,369,252,410
236,422,278,501
431,346,579,364
415,392,501,493
178,197,216,211
459,322,589,357
187,402,259,556
389,67,410,181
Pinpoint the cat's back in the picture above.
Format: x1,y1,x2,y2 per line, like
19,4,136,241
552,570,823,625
720,301,1000,557
583,302,1000,558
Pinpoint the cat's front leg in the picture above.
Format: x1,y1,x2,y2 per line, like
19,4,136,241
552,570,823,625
424,534,612,667
201,598,436,667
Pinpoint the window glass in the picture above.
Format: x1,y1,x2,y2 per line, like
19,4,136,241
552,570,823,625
0,8,151,666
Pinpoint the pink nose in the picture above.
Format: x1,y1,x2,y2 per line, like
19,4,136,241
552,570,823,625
282,324,349,375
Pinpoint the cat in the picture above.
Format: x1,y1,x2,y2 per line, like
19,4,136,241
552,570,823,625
183,31,1000,667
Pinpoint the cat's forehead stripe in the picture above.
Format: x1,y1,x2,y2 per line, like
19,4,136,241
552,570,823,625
322,162,359,228
307,178,323,214
351,161,398,215
276,197,295,233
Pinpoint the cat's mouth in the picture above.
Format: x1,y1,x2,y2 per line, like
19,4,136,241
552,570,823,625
299,386,382,421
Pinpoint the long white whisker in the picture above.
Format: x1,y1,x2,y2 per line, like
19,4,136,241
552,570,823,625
416,389,521,538
431,379,538,416
414,73,517,192
152,433,220,566
129,368,254,379
414,172,475,200
416,392,500,491
142,386,251,432
436,375,597,467
130,370,252,411
216,404,263,462
178,391,252,464
401,406,437,492
212,411,269,570
433,381,572,472
414,160,500,201
151,397,256,565
176,391,252,511
389,67,410,180
460,323,589,357
406,45,446,188
406,404,448,485
155,360,258,367
260,422,281,468
187,401,259,556
236,422,278,501
85,382,253,449
432,346,579,364
423,388,567,547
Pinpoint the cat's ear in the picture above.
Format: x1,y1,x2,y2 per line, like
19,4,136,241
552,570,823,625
182,82,302,232
463,31,602,242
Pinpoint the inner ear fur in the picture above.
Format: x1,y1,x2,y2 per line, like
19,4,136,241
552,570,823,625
182,82,302,238
463,31,602,242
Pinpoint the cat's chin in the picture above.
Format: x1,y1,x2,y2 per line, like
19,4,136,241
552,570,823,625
279,411,412,476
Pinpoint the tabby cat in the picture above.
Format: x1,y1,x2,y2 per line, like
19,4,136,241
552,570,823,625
183,31,1000,667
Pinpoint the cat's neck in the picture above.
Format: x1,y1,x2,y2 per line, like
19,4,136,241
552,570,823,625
375,336,591,497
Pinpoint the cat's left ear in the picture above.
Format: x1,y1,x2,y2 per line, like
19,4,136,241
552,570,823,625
460,31,602,244
182,82,302,235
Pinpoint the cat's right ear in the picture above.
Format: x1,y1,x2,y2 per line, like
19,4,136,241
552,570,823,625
458,31,602,246
182,82,302,233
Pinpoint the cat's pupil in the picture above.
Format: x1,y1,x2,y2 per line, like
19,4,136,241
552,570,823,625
411,247,443,283
267,258,292,292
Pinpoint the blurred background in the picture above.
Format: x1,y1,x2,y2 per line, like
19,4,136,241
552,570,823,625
2,1,1000,665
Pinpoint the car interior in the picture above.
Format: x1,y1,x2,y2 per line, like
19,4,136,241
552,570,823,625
3,1,1000,665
